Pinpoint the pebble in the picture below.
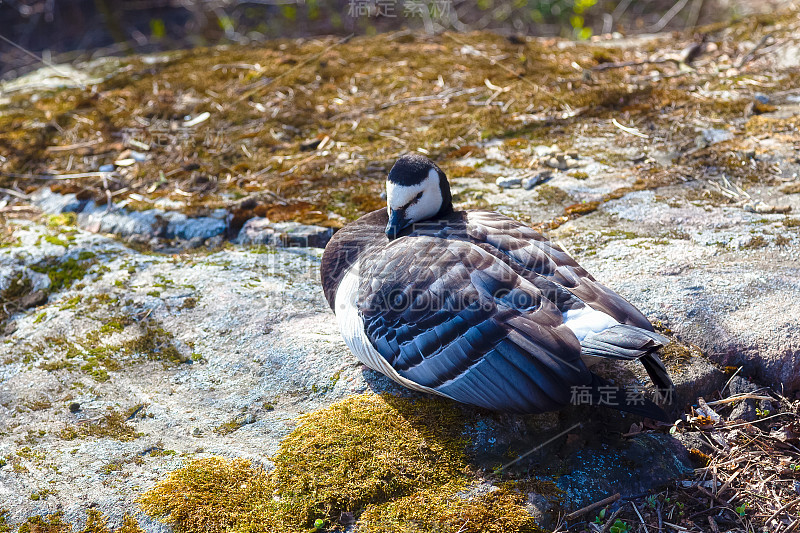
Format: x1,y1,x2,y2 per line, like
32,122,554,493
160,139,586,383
697,128,733,147
522,171,552,190
98,164,115,172
69,402,81,413
496,176,522,189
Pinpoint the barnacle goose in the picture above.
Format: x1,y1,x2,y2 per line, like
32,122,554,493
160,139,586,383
321,153,674,420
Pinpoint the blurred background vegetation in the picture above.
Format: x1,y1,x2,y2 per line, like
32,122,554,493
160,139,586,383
0,0,788,79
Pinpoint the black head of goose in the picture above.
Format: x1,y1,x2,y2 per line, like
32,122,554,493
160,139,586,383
321,153,674,421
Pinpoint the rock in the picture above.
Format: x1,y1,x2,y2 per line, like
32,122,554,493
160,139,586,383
696,128,733,147
522,171,552,190
555,190,800,393
187,236,206,249
0,219,702,527
546,156,568,170
161,212,226,241
496,176,522,189
236,217,333,248
555,433,692,508
236,413,256,425
2,321,17,336
728,376,759,395
19,290,47,309
30,187,226,243
729,399,757,421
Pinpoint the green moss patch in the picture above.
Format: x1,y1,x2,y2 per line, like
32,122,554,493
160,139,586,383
29,254,97,293
140,393,543,532
60,406,143,442
14,510,143,533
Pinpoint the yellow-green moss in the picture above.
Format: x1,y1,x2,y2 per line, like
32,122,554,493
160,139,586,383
18,514,71,533
358,481,542,533
15,510,143,533
139,393,548,532
43,235,70,247
0,509,10,533
60,406,143,442
46,213,78,229
30,256,96,293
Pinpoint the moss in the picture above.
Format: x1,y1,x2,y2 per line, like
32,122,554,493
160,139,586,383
742,235,767,249
359,482,542,533
0,272,33,322
43,235,70,247
46,213,78,228
14,511,142,533
120,324,183,364
564,201,600,216
568,171,589,180
18,513,72,533
59,295,83,310
0,509,10,533
59,406,143,442
30,256,96,293
214,419,245,436
140,393,549,532
534,185,571,205
660,340,702,373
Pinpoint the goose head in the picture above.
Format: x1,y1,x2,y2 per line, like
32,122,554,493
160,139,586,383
385,153,453,239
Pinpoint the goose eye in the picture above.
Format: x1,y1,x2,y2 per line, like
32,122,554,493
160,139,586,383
401,191,424,210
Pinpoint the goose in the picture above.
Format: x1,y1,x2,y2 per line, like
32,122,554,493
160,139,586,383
321,153,674,421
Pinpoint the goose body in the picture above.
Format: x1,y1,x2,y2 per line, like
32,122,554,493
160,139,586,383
321,154,673,420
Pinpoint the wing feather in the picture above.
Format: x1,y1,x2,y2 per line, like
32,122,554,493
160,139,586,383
355,236,591,413
465,211,654,329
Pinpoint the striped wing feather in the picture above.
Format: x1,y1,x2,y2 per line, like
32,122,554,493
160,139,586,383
464,211,655,330
356,236,592,413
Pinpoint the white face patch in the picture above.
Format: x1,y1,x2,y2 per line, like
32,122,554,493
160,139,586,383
386,168,442,224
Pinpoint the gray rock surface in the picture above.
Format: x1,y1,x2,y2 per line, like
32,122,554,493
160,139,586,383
0,219,693,530
236,217,334,248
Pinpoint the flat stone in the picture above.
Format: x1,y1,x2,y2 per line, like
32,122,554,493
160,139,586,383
236,217,334,248
496,176,523,189
19,290,47,309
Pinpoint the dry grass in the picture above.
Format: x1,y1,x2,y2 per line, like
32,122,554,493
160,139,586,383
1,10,800,230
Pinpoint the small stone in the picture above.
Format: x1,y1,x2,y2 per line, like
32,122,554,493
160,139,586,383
237,413,257,425
2,321,17,336
496,176,522,189
98,164,115,172
19,290,48,309
545,157,567,170
187,236,206,249
697,128,733,147
129,150,148,162
522,171,551,190
754,93,770,104
205,235,224,248
729,399,757,422
69,402,81,413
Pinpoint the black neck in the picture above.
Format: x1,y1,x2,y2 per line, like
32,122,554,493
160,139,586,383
436,170,453,217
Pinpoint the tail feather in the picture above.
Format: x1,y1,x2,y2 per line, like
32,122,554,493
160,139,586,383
580,324,675,411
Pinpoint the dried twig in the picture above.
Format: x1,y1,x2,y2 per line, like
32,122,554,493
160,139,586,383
565,493,621,521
